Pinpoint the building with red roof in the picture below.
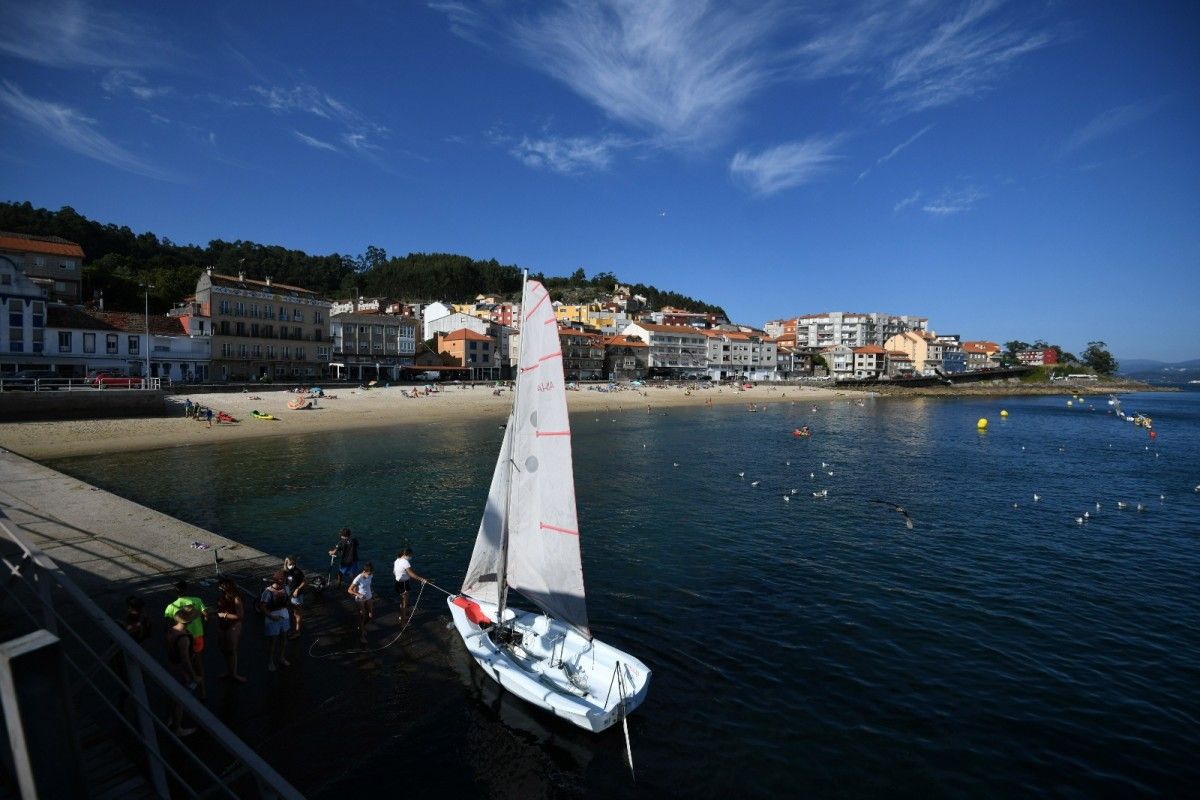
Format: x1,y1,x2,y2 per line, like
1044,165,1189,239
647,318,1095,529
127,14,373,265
0,231,85,303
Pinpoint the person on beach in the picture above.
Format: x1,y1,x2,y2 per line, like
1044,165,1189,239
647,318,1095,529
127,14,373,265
259,572,291,671
215,577,247,683
205,407,213,428
164,580,207,698
184,398,193,418
348,562,374,644
282,555,306,639
392,548,428,622
165,606,199,737
328,528,359,588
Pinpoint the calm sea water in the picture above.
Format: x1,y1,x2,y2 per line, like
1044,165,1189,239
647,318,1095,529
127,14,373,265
51,389,1200,797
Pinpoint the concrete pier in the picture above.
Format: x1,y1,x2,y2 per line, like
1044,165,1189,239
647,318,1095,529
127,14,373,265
0,446,468,799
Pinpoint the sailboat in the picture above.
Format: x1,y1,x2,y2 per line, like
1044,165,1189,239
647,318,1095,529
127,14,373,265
447,276,651,733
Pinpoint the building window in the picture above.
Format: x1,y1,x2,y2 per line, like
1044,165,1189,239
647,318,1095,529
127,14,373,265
221,343,232,357
283,346,291,359
314,310,324,323
83,332,95,353
297,347,305,360
235,322,245,336
0,273,10,286
61,259,75,270
250,323,259,337
267,345,275,358
314,327,323,342
58,331,72,352
252,344,262,357
239,344,248,358
292,309,303,322
250,303,259,318
265,306,275,320
469,341,477,350
235,302,245,316
128,335,139,355
219,321,230,335
106,334,118,355
219,300,230,314
278,305,287,320
34,256,45,267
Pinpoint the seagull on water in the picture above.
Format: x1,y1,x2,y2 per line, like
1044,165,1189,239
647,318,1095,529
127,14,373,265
791,488,798,494
738,472,745,478
1033,493,1041,502
1096,502,1101,510
673,462,679,468
812,489,828,498
821,461,828,468
1075,516,1084,525
827,471,834,476
1012,503,1019,509
1117,501,1127,510
810,472,815,479
1159,494,1165,501
1136,503,1144,512
871,500,914,529
783,495,790,502
1084,511,1090,519
750,480,760,487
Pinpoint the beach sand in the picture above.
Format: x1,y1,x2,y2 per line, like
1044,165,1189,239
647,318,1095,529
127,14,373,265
0,383,846,460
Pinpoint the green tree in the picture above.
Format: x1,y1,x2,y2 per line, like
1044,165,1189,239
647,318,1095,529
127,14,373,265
1003,340,1030,366
1082,341,1117,374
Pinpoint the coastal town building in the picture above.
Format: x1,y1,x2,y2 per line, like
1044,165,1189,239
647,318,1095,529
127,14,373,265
194,269,332,382
962,341,1002,370
0,253,49,375
852,345,887,379
559,328,605,381
437,328,499,380
330,311,418,381
699,329,777,381
822,344,855,379
0,231,85,304
45,307,209,381
883,331,939,375
602,334,649,380
887,350,915,377
621,322,708,376
772,341,814,379
421,301,454,340
1018,347,1058,366
786,312,929,349
649,307,721,329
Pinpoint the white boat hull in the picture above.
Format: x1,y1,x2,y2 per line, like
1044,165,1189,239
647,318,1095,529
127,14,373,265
448,595,650,733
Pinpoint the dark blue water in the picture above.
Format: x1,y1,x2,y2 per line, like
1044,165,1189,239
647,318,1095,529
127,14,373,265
51,390,1200,797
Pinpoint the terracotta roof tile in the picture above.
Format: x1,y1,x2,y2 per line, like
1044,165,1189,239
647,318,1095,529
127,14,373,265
0,232,85,258
441,328,492,342
208,272,316,296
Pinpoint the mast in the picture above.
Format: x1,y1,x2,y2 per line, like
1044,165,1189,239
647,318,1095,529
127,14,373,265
496,269,528,626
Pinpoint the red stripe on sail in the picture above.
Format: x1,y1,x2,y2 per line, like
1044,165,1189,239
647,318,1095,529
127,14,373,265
539,351,562,362
536,430,570,437
540,522,579,536
525,291,549,321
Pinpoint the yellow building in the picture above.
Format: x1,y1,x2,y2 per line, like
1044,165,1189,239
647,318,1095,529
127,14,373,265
883,331,932,374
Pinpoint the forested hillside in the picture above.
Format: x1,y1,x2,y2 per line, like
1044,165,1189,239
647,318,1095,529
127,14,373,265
0,202,725,317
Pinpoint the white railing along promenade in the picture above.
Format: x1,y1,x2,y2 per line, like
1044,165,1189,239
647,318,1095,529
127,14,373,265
0,377,162,392
0,509,302,800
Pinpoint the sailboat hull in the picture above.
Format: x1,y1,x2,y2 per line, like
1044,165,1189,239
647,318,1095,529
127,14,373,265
448,595,651,733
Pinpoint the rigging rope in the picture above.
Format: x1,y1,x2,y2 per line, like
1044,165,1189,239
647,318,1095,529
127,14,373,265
307,579,428,659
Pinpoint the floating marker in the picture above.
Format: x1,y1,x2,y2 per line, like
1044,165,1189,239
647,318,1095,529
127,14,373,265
977,418,988,430
1000,409,1008,417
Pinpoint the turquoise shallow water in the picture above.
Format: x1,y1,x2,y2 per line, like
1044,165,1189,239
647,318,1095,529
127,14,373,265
51,389,1200,797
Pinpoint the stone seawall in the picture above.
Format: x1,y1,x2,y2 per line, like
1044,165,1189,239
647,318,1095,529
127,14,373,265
0,389,166,422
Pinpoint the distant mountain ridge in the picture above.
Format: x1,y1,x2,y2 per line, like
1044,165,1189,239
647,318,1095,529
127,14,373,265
1118,357,1200,385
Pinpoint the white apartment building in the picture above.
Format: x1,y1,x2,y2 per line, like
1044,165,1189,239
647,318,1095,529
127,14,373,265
700,329,777,381
621,322,708,375
330,312,419,381
793,312,929,349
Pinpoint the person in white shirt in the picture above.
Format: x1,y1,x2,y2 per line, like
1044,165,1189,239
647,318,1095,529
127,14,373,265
392,547,429,622
347,562,374,644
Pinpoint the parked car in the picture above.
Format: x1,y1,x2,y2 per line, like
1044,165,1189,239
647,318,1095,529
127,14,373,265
2,370,60,391
93,375,145,389
85,369,123,382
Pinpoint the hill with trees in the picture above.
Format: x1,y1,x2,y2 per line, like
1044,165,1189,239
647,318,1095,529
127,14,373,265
0,201,725,318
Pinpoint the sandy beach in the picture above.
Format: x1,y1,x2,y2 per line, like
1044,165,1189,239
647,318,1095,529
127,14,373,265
0,383,846,460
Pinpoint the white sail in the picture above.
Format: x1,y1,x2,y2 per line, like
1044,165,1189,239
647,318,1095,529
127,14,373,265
460,420,512,605
506,280,590,637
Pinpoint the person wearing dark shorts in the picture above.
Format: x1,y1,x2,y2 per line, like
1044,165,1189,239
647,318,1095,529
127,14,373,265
392,547,428,622
328,528,359,588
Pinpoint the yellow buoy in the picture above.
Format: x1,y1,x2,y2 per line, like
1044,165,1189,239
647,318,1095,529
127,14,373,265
1000,409,1008,417
977,418,988,430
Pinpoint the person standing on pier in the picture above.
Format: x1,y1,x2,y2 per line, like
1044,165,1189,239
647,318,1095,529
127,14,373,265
165,606,199,737
392,548,428,622
260,572,291,671
348,562,374,644
282,555,306,639
164,580,208,699
328,528,359,588
215,578,247,683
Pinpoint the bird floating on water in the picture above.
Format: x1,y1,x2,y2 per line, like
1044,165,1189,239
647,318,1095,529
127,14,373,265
871,500,914,529
1084,511,1090,519
738,472,745,478
810,472,815,479
673,462,679,468
1096,502,1101,510
812,489,828,498
821,462,828,468
1033,493,1041,502
1117,502,1128,510
791,488,798,494
750,480,760,487
783,495,790,502
1075,517,1084,525
1136,503,1144,512
1012,502,1019,509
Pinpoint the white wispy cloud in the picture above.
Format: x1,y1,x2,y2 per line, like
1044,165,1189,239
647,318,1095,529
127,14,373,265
922,186,984,215
101,69,171,101
0,0,169,68
294,131,339,152
437,1,1053,160
893,190,922,213
251,84,389,155
1060,100,1160,157
729,136,843,196
858,124,934,182
441,0,782,147
511,134,627,175
0,81,170,180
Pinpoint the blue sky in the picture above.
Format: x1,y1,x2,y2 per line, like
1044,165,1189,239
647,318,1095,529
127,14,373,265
1,1,1197,361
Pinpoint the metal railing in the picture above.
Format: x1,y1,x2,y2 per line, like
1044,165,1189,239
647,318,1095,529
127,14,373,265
0,376,162,392
0,509,302,800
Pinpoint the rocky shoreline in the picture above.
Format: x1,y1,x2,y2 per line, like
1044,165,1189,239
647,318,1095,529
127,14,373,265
840,379,1167,398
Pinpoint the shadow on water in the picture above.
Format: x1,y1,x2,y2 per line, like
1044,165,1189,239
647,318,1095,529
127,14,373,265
48,390,1200,797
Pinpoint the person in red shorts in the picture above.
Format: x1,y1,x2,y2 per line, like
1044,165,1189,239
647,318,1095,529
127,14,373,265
164,580,208,699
